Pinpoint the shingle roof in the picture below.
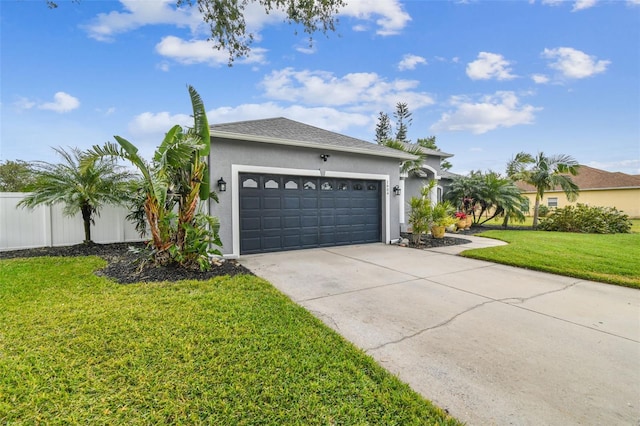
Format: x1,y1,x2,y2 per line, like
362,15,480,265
439,169,462,180
396,141,454,158
517,165,640,192
210,117,417,160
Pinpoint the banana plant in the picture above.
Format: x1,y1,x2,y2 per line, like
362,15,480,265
83,85,221,269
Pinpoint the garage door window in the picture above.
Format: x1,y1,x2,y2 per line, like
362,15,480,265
265,179,279,189
321,181,333,190
285,179,298,189
242,178,258,188
303,180,316,190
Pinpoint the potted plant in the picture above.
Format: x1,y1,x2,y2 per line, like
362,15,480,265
430,202,456,239
455,211,467,231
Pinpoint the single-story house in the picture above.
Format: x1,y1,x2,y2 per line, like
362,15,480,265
208,117,421,257
516,165,640,218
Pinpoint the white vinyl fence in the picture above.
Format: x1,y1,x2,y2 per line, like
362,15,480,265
0,192,146,251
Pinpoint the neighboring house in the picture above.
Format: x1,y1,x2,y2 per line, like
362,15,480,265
394,142,455,232
516,165,640,218
208,117,418,257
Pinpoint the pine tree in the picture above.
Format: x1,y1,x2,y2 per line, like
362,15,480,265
394,102,412,143
375,112,392,145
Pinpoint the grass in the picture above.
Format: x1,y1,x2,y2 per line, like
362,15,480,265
462,230,640,289
0,256,458,425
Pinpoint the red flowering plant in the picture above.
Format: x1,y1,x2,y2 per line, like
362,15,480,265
455,211,467,219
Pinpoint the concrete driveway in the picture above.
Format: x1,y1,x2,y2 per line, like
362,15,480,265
241,237,640,425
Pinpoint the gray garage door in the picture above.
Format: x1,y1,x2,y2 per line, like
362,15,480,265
240,174,381,254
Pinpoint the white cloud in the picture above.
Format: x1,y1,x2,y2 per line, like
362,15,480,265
260,68,434,112
13,97,36,112
295,40,317,55
542,47,610,79
128,111,192,136
628,0,640,5
466,52,517,81
128,103,370,139
38,92,80,113
208,103,370,133
339,0,411,35
155,36,267,66
84,0,408,48
82,0,201,42
430,91,541,134
398,54,427,71
531,74,550,84
572,0,597,11
586,159,640,174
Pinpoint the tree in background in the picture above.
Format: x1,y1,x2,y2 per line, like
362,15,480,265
375,112,392,145
45,0,346,64
0,160,36,192
17,147,134,244
506,152,580,228
393,102,412,143
84,86,222,270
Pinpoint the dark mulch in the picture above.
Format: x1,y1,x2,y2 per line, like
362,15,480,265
0,241,254,284
401,224,531,249
400,226,485,249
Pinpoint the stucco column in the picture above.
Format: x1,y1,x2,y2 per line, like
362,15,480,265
398,179,405,224
430,184,438,206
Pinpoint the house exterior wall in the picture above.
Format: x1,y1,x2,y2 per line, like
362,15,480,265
522,188,640,218
208,137,403,257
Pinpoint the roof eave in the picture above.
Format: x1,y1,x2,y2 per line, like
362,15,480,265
211,130,419,161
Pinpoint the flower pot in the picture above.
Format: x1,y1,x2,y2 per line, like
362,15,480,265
465,216,473,229
431,225,446,239
456,219,466,231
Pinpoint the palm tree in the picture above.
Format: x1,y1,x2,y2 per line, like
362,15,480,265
444,171,529,226
18,147,133,243
507,151,580,227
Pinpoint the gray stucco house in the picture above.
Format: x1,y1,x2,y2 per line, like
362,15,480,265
208,117,454,257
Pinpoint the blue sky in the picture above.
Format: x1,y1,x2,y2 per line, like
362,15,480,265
1,0,639,175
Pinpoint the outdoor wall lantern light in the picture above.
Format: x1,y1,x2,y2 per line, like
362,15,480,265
320,154,330,162
217,177,227,192
393,185,401,196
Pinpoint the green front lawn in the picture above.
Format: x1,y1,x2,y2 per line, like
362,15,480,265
462,230,640,289
0,256,458,425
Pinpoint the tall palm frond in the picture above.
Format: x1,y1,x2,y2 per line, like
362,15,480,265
383,139,426,175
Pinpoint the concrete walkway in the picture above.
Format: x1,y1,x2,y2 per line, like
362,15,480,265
240,236,640,425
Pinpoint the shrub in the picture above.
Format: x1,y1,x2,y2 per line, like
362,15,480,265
538,203,631,234
537,205,550,218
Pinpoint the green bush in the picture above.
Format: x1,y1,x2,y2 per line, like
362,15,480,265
537,205,550,218
538,203,632,234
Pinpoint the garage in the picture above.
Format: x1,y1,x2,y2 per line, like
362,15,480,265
240,173,381,254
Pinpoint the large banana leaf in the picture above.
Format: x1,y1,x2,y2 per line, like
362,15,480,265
188,85,210,156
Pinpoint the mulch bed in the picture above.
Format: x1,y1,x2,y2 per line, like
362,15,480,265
0,241,254,284
400,225,486,249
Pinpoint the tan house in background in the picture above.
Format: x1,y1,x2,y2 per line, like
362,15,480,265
517,165,640,218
